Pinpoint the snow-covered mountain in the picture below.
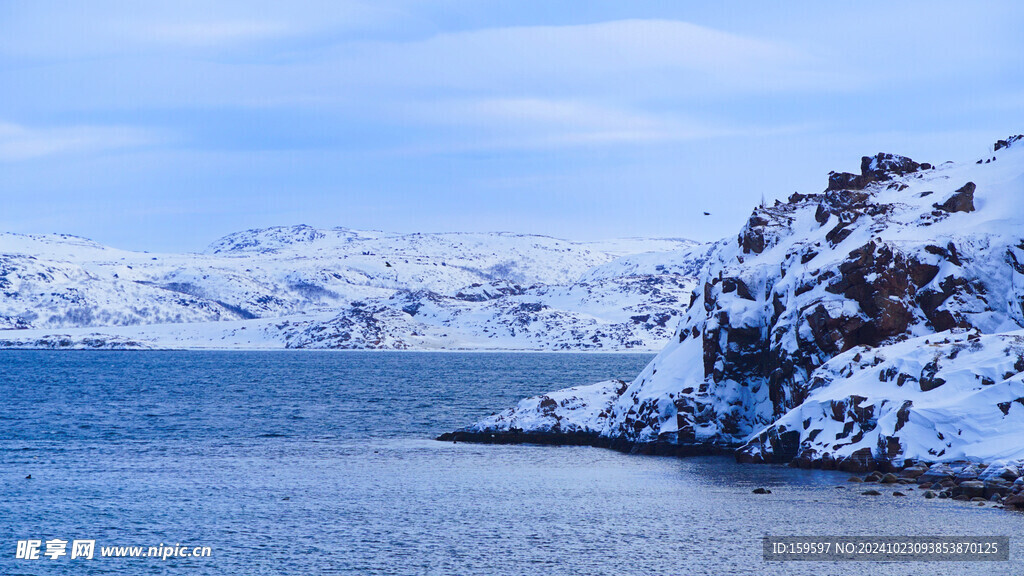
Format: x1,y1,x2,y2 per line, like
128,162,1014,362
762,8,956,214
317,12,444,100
447,135,1024,471
0,227,702,350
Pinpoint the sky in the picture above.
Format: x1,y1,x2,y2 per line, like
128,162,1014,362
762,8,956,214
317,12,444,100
1,1,1022,253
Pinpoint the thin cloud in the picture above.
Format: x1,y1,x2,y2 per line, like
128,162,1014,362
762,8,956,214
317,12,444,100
392,98,820,152
330,19,822,95
0,122,158,162
0,1,404,58
137,20,292,47
0,18,834,113
399,98,729,150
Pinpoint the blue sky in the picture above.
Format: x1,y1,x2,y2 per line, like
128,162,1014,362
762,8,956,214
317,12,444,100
1,1,1022,252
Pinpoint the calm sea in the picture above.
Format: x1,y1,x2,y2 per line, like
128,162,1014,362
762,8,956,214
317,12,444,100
1,351,1020,575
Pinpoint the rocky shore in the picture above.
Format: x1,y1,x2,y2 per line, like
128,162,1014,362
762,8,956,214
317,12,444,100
436,429,735,456
846,461,1024,510
439,429,1024,512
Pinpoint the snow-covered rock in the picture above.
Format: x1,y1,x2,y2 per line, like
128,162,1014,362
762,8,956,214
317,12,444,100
465,379,629,438
452,134,1024,468
739,330,1024,468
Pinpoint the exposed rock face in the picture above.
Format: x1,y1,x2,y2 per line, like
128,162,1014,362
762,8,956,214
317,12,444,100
826,153,922,191
450,135,1024,470
934,182,976,213
994,135,1023,152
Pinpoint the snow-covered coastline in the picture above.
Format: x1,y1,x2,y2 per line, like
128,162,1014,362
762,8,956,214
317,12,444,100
0,229,704,351
445,135,1024,510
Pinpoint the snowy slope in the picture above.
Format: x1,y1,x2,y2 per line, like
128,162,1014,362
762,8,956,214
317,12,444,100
452,134,1024,468
0,227,701,350
740,329,1024,466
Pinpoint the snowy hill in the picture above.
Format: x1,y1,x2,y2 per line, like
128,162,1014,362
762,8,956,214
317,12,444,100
0,227,701,350
448,134,1024,470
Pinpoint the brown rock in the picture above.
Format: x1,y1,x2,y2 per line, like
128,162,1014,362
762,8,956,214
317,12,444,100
984,480,1010,499
1002,493,1024,508
907,260,940,287
838,447,877,473
994,135,1024,151
933,182,976,213
826,153,922,191
900,466,929,479
959,480,986,498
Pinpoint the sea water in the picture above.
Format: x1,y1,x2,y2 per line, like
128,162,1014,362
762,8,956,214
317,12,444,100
1,351,1020,575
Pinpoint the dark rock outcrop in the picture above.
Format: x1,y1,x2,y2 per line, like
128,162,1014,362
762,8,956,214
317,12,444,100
933,182,976,213
994,135,1023,152
827,153,923,191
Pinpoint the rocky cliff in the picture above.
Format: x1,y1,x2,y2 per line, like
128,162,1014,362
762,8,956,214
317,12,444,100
447,135,1024,473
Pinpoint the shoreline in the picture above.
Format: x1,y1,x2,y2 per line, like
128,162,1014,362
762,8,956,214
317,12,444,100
0,345,662,354
436,429,735,457
438,430,1024,512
